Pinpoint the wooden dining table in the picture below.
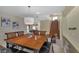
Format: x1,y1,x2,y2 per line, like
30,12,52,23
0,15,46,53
5,34,47,53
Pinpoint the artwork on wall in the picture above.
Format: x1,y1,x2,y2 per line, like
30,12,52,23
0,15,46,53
12,21,19,28
1,16,19,29
1,16,10,27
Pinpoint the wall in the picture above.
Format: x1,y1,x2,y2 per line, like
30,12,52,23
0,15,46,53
63,6,74,16
40,20,51,34
0,16,27,47
34,18,40,30
63,7,79,36
62,7,79,52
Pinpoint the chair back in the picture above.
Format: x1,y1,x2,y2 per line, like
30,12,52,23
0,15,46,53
17,31,24,36
32,30,39,35
39,31,46,35
5,32,17,39
32,30,46,35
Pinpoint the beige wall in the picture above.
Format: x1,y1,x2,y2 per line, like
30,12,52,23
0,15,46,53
63,6,74,16
62,7,79,52
62,6,79,37
40,20,51,34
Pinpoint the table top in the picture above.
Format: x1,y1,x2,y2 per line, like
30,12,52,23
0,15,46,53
5,35,47,49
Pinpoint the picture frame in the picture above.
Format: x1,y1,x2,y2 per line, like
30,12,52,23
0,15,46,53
12,21,19,28
1,16,10,27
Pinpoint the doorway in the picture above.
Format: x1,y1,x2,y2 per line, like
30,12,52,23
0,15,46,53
50,20,60,39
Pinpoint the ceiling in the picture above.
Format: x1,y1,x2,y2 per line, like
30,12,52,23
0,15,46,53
0,6,65,18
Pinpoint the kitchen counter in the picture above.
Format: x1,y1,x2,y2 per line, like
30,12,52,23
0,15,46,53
63,33,79,52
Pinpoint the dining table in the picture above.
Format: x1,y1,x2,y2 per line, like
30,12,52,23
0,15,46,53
5,34,47,53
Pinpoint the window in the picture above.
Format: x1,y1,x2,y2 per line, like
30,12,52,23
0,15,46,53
53,16,58,21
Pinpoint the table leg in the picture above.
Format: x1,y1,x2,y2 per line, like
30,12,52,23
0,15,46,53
6,42,9,48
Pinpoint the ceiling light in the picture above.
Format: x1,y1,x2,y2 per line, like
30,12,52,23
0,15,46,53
53,16,58,21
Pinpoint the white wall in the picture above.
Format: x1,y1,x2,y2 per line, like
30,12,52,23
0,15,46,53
63,7,79,36
62,7,79,52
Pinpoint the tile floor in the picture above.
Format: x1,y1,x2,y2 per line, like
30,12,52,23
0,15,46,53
49,39,64,53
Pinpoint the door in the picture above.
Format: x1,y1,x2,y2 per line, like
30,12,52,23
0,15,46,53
50,20,60,39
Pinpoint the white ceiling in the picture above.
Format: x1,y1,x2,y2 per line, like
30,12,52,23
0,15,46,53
0,6,65,18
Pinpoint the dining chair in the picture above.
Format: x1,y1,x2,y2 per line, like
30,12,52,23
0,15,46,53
40,39,52,53
5,32,19,52
32,30,39,35
32,30,46,36
5,32,17,48
39,34,52,53
39,41,51,53
38,31,46,35
5,32,17,39
17,31,24,36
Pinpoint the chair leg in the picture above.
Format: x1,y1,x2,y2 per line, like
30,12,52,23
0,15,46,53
6,43,9,48
52,45,54,53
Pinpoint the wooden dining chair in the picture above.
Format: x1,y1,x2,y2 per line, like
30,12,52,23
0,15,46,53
17,31,24,36
14,31,25,52
5,32,19,52
32,30,39,35
39,34,53,53
5,32,17,39
32,30,46,35
40,34,58,53
39,42,51,53
38,31,46,35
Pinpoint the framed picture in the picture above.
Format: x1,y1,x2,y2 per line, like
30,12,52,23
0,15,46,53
12,21,19,28
1,16,10,27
